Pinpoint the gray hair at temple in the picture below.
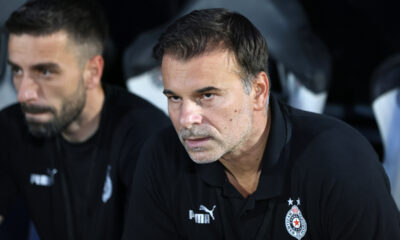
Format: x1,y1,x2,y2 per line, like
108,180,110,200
153,8,269,94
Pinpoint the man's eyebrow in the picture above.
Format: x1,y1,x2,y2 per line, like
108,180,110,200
7,61,61,72
195,86,220,94
7,60,18,67
31,63,61,71
163,89,176,95
163,87,221,96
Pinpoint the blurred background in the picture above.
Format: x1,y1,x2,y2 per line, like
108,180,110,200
1,0,399,239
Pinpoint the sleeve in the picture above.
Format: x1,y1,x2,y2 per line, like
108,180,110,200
0,112,19,222
122,136,181,240
307,127,400,239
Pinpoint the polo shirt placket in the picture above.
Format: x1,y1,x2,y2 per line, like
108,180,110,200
195,96,292,239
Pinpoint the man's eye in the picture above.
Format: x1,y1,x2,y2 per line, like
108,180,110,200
11,67,22,76
168,96,181,102
202,93,214,100
41,69,51,77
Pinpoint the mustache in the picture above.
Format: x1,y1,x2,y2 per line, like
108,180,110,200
21,103,54,114
179,126,212,140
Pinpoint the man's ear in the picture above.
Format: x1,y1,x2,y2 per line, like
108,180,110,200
83,55,104,89
251,71,270,111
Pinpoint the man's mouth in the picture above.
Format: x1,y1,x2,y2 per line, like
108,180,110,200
21,104,54,120
185,137,211,148
23,109,51,114
24,112,53,123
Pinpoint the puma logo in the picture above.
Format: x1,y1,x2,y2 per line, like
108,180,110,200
188,204,217,224
30,168,58,187
199,205,216,220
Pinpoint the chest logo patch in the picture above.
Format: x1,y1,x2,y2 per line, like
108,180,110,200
30,168,57,187
189,204,216,224
285,198,307,240
102,165,113,203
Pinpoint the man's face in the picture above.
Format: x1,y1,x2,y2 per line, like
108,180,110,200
8,31,86,137
162,50,255,164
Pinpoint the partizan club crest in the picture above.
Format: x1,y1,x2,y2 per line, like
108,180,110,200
285,198,307,240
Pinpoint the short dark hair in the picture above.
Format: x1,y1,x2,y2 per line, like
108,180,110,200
154,8,269,93
6,0,108,56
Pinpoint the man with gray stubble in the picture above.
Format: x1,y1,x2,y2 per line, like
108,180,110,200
123,8,400,239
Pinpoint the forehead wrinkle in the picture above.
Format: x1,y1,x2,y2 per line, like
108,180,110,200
195,49,242,78
162,50,243,93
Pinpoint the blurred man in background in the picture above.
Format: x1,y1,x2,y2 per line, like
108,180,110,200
0,0,168,239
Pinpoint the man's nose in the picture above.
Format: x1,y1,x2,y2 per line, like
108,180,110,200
16,77,39,103
180,101,202,128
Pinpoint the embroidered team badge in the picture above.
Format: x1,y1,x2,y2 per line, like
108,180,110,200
102,165,113,203
285,198,307,240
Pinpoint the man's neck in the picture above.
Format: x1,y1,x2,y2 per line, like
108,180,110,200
220,108,271,197
62,87,105,143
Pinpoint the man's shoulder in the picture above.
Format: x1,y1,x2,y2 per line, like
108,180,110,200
140,125,192,173
287,106,370,151
103,85,169,129
0,104,32,164
271,96,364,150
0,103,25,130
105,85,163,112
284,107,393,212
145,125,185,157
0,103,23,118
285,106,381,179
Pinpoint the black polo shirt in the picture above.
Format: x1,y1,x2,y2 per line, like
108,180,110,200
123,94,400,240
0,86,170,240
